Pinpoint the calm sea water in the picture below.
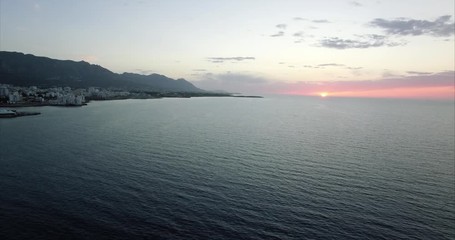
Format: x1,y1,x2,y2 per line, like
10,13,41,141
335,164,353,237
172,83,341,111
0,96,454,240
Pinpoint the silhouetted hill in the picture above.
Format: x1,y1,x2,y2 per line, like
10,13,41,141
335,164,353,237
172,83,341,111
120,73,201,92
0,51,202,92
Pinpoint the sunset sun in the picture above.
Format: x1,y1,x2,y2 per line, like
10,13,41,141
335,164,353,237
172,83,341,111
320,92,329,97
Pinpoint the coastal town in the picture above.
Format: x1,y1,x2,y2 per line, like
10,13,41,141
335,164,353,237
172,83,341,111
0,84,106,117
0,84,162,107
0,84,237,107
0,84,250,118
1,84,87,106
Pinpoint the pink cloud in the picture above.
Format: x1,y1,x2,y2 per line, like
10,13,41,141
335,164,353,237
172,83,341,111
194,71,454,100
279,71,454,99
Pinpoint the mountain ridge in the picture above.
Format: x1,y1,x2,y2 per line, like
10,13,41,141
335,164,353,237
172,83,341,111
0,51,203,92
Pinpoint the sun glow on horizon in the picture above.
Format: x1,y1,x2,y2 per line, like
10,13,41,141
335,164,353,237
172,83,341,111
322,86,455,100
281,84,454,100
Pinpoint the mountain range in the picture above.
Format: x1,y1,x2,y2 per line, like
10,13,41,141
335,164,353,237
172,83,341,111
0,51,202,92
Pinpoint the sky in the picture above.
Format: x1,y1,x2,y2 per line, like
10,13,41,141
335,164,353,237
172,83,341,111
1,0,454,99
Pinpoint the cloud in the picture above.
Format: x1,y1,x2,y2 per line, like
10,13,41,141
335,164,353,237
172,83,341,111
201,73,267,84
207,57,255,63
319,34,404,49
292,31,314,43
302,65,323,69
193,73,270,93
270,31,285,37
193,71,454,99
293,17,331,23
382,70,404,78
330,71,454,91
293,31,304,37
293,31,305,43
276,24,287,29
370,15,455,37
303,64,361,70
350,1,362,7
192,69,207,72
215,73,267,84
269,24,287,37
406,71,433,75
281,71,455,99
346,66,363,70
312,19,330,23
318,63,345,67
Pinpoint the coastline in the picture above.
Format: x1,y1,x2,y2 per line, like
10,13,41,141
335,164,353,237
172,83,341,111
0,93,263,118
0,102,87,108
0,94,263,108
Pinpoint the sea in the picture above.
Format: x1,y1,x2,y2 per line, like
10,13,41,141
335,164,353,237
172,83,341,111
0,95,454,240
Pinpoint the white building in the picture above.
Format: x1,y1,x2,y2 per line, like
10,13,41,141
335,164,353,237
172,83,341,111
8,92,22,103
0,86,9,97
52,93,85,105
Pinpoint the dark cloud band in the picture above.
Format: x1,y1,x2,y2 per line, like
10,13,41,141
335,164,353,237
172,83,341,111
319,34,404,49
370,15,455,37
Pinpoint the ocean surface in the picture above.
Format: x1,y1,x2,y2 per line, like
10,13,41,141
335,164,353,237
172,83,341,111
0,96,454,240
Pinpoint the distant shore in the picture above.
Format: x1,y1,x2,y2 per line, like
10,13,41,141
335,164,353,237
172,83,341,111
232,95,264,98
0,102,87,108
0,94,263,108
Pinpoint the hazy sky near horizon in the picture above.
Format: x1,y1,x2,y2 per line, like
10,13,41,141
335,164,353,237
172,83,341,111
1,0,454,98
